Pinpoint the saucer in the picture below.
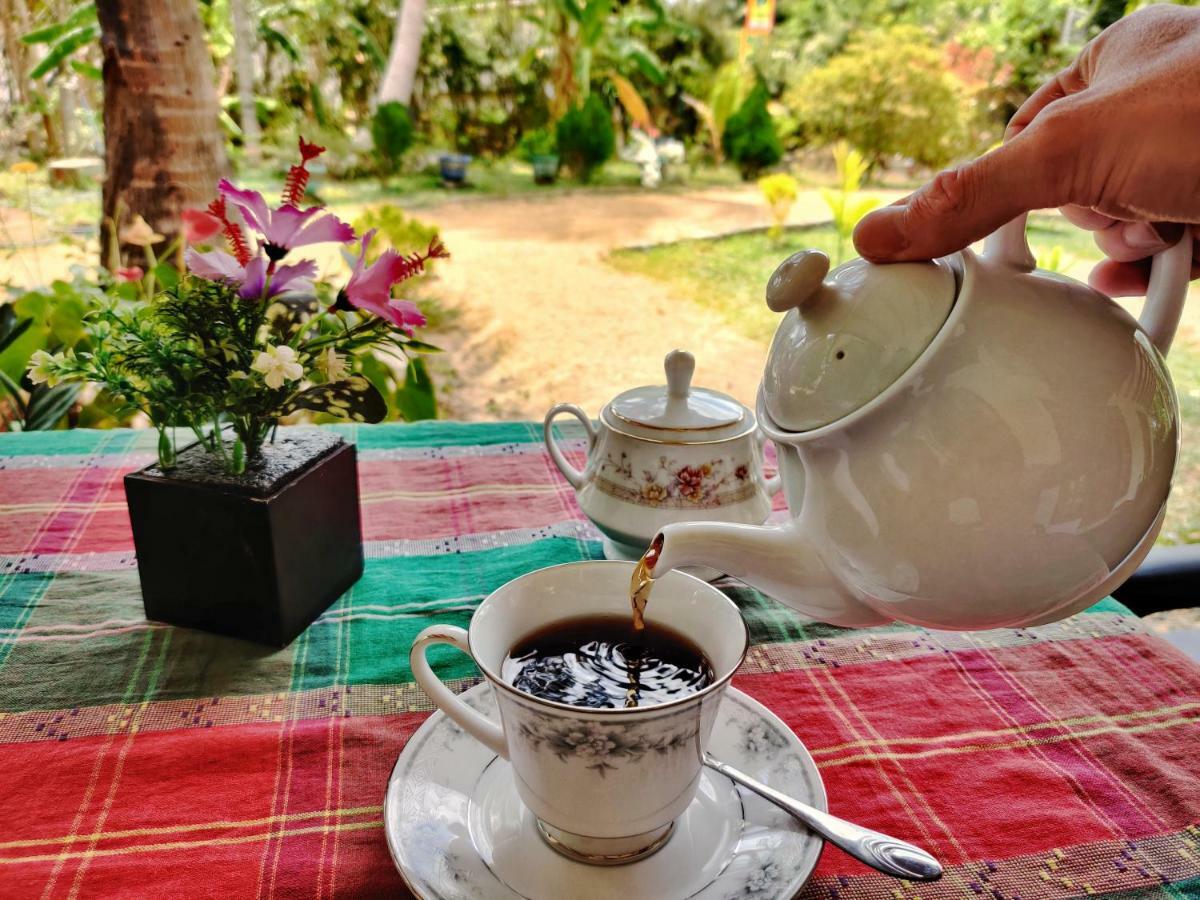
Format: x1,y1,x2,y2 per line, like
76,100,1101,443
384,684,826,900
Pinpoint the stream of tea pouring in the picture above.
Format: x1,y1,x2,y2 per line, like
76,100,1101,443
630,537,941,881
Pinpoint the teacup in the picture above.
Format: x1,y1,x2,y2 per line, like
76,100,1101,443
410,560,749,865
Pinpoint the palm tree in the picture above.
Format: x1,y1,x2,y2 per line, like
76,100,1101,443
378,0,426,106
230,0,261,163
96,0,227,265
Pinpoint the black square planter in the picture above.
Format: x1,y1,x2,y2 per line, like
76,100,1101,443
124,431,364,648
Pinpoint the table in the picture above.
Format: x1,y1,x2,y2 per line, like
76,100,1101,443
0,422,1198,898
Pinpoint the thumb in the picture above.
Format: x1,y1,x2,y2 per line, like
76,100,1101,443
853,121,1078,263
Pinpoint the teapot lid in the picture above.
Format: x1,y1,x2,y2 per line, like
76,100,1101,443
606,350,752,440
762,250,956,432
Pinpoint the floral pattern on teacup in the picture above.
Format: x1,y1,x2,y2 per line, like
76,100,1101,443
516,712,700,775
596,451,757,510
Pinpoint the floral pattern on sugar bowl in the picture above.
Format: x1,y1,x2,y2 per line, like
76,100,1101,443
596,451,758,509
544,350,780,559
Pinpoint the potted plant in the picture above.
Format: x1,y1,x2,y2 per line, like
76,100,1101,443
518,128,559,185
28,139,449,647
438,153,472,185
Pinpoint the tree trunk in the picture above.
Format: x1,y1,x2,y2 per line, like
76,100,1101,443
230,0,260,162
97,0,228,267
377,0,427,107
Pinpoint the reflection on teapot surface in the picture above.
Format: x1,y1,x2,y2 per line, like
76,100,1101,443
645,213,1193,632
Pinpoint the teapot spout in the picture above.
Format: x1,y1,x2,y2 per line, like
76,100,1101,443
651,521,890,627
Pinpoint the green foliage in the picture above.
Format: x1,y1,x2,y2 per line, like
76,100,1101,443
721,82,782,180
556,95,616,182
819,142,881,263
758,173,798,241
416,12,553,157
517,128,559,161
787,25,975,170
22,3,99,82
371,102,415,177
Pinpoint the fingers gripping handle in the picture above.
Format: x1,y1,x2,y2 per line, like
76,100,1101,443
985,213,1192,357
410,626,508,758
543,403,597,489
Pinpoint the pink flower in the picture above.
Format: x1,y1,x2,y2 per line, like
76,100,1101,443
185,249,316,300
218,179,353,261
335,229,428,333
114,266,144,283
181,208,223,244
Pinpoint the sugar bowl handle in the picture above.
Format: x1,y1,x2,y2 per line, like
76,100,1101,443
544,403,597,490
410,626,508,758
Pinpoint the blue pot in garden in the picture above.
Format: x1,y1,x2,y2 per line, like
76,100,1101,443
531,154,560,185
439,154,472,185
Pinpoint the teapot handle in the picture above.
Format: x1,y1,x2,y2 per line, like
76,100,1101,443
984,213,1193,357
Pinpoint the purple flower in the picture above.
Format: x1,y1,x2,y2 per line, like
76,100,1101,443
185,249,316,300
336,229,428,334
217,179,354,261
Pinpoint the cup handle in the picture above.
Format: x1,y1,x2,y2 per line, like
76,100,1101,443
543,403,597,490
410,625,508,758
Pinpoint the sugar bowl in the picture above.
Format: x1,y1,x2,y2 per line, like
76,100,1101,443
543,350,779,574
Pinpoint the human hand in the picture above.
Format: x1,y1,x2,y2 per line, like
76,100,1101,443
852,4,1200,296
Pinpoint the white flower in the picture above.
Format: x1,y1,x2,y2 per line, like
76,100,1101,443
318,347,349,382
27,350,63,387
251,344,303,389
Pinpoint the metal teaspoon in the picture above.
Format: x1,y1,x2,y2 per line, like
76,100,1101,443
703,754,943,882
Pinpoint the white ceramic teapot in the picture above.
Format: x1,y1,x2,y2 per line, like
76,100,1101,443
544,350,780,574
646,214,1193,630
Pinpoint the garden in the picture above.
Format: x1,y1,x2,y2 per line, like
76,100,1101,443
4,0,1200,542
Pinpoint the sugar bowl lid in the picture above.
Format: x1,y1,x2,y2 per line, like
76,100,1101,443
604,350,754,441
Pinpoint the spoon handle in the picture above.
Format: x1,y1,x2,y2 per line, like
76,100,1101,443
703,754,942,882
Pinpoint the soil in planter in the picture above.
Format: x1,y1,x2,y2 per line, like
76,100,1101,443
142,430,343,496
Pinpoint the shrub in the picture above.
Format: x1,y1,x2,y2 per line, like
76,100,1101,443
517,128,558,161
371,102,416,178
721,82,782,180
785,26,974,171
555,95,614,183
757,173,798,241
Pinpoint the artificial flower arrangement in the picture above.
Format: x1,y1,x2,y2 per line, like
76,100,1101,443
28,139,447,474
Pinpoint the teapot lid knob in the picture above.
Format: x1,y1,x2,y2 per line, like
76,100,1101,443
664,349,695,399
766,250,831,313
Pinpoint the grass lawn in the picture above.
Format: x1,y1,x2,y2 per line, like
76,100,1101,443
609,217,1200,545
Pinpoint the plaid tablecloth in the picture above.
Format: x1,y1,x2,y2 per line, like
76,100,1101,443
0,422,1198,899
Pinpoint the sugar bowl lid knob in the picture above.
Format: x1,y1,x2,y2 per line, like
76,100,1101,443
664,349,695,399
766,250,831,313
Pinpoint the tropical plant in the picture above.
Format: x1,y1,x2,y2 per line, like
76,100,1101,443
682,60,752,163
786,25,975,171
722,82,782,180
758,173,798,242
28,141,449,471
820,141,880,264
556,95,615,182
0,303,82,432
371,101,415,180
542,0,673,123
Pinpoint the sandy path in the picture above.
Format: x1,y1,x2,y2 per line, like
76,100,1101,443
425,186,865,420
